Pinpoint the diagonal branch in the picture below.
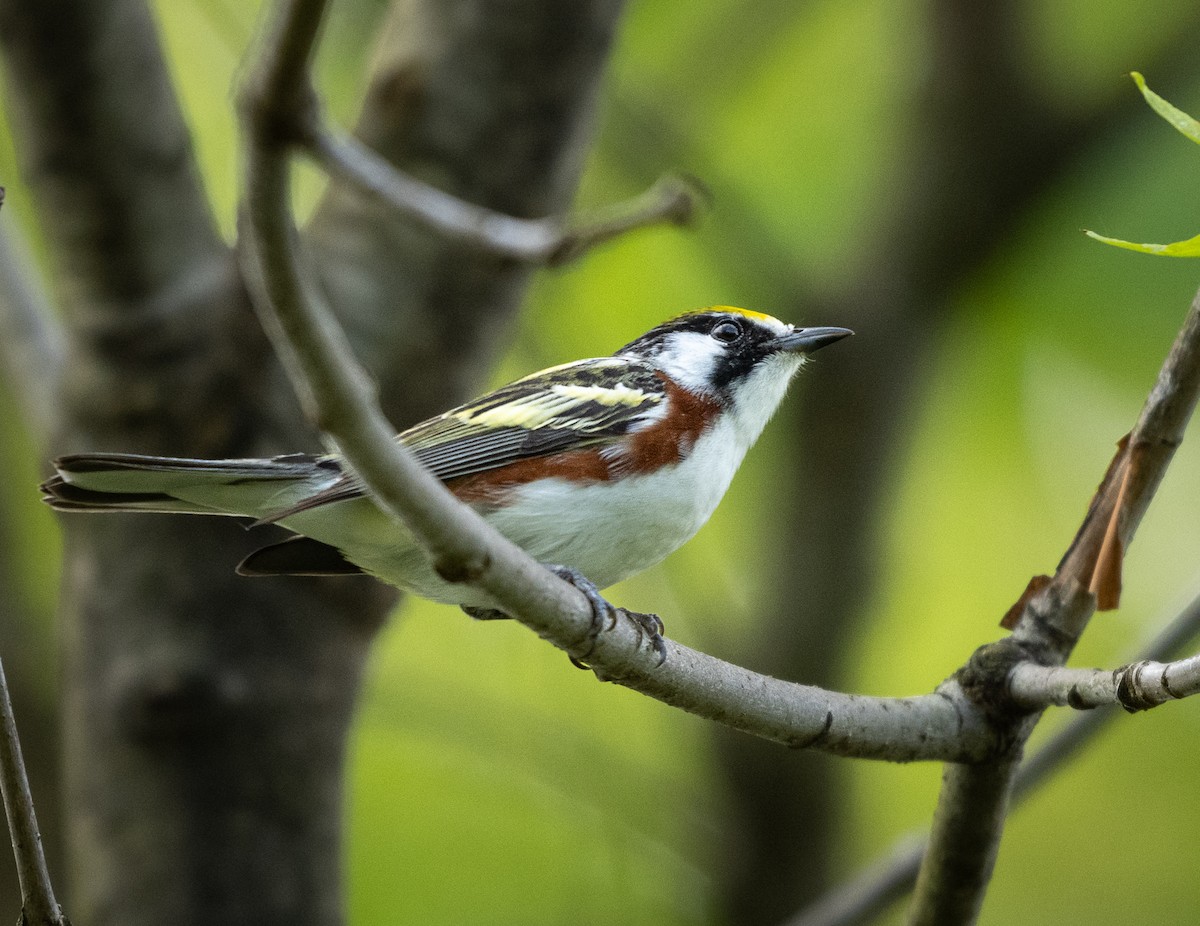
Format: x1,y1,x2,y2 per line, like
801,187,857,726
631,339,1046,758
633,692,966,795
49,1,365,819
909,287,1200,925
1049,296,1200,631
241,3,1200,783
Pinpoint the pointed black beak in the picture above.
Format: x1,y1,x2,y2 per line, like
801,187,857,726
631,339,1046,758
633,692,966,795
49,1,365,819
774,326,854,354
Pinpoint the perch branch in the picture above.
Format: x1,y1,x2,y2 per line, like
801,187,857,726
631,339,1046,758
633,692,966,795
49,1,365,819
239,0,1014,763
241,0,1200,776
0,651,66,926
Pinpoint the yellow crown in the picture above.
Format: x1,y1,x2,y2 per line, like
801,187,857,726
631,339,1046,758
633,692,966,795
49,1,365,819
696,305,782,325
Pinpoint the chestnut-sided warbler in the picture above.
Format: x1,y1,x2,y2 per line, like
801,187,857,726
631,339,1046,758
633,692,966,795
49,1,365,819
43,307,850,656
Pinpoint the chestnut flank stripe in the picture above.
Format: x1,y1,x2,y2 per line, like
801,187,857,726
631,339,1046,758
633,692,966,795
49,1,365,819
445,378,721,504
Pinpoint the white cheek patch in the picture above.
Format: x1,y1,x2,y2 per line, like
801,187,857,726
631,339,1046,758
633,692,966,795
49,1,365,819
646,331,724,393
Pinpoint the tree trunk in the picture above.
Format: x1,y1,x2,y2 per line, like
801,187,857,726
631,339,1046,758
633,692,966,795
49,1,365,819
0,1,626,923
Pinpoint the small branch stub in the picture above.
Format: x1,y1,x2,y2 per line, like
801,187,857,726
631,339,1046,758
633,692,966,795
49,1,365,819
1006,652,1200,712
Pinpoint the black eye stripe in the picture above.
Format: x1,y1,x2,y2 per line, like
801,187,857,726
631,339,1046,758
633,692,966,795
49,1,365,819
614,311,789,396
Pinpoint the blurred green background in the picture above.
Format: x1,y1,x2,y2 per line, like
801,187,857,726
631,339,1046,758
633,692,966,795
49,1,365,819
3,0,1200,923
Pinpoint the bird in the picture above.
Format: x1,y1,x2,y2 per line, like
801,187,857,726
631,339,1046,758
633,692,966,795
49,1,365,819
42,307,851,661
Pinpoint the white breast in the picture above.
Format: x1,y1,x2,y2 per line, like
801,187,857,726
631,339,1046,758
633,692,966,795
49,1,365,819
481,413,748,589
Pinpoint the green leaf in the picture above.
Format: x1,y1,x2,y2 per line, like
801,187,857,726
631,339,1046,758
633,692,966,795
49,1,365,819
1086,74,1200,256
1131,71,1200,145
1084,229,1200,257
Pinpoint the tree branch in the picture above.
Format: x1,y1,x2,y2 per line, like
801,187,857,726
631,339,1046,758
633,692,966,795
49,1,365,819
302,0,630,427
909,287,1200,924
0,651,66,926
305,127,703,264
910,756,1021,926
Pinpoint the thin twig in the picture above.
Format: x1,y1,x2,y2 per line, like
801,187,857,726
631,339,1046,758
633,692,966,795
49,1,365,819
782,834,926,926
0,207,64,445
785,591,1200,926
0,651,67,926
1012,590,1200,795
305,125,704,264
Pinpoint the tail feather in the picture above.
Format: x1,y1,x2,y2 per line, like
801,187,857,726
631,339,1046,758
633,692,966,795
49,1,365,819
42,452,343,518
40,477,219,514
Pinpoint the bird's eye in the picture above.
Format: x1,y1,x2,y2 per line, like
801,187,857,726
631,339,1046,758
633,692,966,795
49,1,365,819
711,320,742,343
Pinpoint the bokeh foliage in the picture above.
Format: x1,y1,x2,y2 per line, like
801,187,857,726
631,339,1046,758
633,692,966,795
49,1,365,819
2,0,1200,924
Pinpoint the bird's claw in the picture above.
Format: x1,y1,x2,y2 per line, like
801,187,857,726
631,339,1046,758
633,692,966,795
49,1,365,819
545,565,615,663
626,609,668,666
545,564,667,669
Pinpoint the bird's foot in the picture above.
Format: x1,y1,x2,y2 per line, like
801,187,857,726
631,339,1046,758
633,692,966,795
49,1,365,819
460,568,667,668
545,565,667,669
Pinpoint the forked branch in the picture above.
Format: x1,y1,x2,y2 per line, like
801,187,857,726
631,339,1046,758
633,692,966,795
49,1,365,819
789,591,1200,926
909,287,1200,925
240,0,702,268
306,128,705,264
